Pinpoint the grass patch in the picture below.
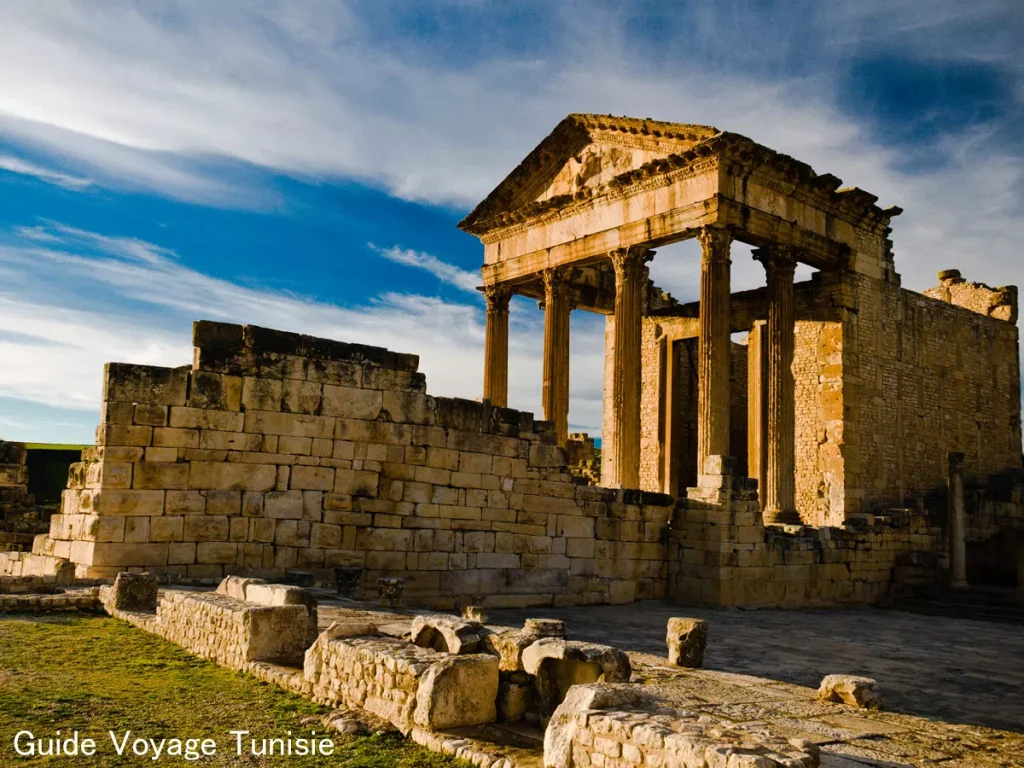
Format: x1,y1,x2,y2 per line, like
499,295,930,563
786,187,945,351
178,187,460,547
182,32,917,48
0,615,468,766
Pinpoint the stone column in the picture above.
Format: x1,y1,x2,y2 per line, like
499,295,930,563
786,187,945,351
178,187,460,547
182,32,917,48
542,268,572,446
697,226,732,475
608,246,652,489
747,321,767,510
482,284,512,407
755,246,799,524
948,452,968,588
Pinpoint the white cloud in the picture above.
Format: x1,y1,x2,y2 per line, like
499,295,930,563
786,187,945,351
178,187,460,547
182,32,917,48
0,154,92,190
0,222,605,436
370,244,480,294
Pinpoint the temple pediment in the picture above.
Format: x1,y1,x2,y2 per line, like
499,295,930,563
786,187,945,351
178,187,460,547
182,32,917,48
459,114,719,235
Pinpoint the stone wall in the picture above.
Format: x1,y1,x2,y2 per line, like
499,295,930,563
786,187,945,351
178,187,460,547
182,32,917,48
0,551,75,583
668,457,942,607
0,440,32,520
141,590,309,667
37,321,674,608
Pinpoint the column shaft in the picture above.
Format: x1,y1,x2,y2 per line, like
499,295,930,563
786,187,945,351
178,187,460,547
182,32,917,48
542,269,572,446
757,247,799,524
482,285,511,407
609,246,651,488
747,321,767,510
697,227,732,475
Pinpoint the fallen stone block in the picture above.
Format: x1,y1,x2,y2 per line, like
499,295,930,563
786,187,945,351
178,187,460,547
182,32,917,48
818,674,881,710
322,620,377,640
461,604,488,623
111,571,158,612
378,577,404,607
410,614,485,654
522,637,631,721
414,654,500,730
666,616,708,668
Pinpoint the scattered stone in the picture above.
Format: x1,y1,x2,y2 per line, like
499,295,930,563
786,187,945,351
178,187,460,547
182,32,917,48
377,577,404,608
666,616,708,668
497,680,533,724
818,674,881,709
322,620,377,640
524,618,565,638
110,571,158,612
414,654,500,730
522,637,631,721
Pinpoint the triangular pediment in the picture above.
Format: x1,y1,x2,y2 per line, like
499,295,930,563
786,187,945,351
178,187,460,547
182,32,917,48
459,114,719,235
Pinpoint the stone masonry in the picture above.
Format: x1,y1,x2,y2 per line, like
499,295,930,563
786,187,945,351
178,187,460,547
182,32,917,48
36,321,674,608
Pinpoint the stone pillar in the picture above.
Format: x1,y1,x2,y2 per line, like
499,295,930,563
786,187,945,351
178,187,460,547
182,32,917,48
483,284,512,407
755,247,799,524
608,246,652,489
542,268,572,446
747,321,767,510
697,226,732,475
948,452,968,588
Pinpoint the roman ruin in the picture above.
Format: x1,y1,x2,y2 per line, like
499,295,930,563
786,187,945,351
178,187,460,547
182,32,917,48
4,114,1024,766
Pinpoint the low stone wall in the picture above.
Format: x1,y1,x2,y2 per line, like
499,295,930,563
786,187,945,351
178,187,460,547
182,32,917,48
36,321,674,610
149,590,310,667
304,630,499,734
0,551,75,584
668,459,941,607
545,684,819,768
0,589,102,613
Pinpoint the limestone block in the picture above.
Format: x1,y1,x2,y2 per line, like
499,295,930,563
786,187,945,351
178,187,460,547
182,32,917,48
188,371,242,411
378,577,404,607
169,406,244,432
410,614,485,654
322,620,377,640
216,574,254,601
242,377,283,411
666,617,708,668
523,637,632,720
543,684,648,768
133,462,189,490
110,571,158,611
188,462,276,491
497,681,533,724
818,674,880,709
322,385,383,419
413,654,499,730
104,363,188,406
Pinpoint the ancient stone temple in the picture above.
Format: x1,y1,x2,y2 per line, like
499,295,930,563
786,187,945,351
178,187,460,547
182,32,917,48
17,114,1024,607
459,113,1023,528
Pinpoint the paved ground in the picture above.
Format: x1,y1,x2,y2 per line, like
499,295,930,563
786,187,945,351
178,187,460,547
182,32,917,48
487,602,1024,734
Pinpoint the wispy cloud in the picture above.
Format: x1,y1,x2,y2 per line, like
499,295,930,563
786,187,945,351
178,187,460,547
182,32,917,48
0,154,92,190
370,244,480,294
0,221,604,437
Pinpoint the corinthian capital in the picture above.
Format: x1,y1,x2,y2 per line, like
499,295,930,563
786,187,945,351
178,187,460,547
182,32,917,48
482,283,513,312
697,226,731,263
753,246,798,277
542,267,573,301
609,246,655,282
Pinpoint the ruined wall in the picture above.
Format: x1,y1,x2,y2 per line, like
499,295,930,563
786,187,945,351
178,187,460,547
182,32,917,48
668,458,942,607
38,322,674,608
0,440,32,521
841,272,1022,516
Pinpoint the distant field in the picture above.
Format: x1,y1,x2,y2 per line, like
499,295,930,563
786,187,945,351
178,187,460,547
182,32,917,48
23,443,91,451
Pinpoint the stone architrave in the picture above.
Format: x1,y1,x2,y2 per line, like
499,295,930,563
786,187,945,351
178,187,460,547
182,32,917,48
755,246,799,524
542,268,572,447
482,284,512,407
608,246,653,488
697,227,732,475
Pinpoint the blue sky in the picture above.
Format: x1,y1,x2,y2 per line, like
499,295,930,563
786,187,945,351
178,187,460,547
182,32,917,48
1,0,1022,444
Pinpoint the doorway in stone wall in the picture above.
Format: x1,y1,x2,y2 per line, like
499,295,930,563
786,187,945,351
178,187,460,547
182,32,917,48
966,528,1019,587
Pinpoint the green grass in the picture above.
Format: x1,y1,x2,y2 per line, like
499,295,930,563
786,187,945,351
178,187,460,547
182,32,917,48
0,615,468,767
23,443,91,451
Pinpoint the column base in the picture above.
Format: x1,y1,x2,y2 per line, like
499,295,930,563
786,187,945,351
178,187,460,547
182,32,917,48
762,507,802,526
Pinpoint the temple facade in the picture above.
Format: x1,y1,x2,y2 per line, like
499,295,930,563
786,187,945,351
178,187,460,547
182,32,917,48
459,113,1022,527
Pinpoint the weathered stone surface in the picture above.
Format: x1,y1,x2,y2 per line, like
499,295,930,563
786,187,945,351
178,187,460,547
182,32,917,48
666,616,708,668
413,654,499,730
818,674,880,710
110,571,158,611
523,637,631,721
410,614,485,654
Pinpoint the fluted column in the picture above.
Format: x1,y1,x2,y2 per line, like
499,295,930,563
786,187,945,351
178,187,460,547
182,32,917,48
482,284,512,407
948,452,968,588
608,246,652,488
755,246,799,524
697,226,732,475
542,268,572,446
